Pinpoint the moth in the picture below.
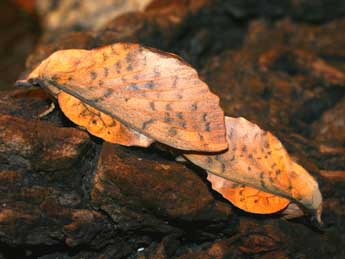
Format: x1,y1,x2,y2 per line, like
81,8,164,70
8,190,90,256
17,43,322,223
185,117,322,223
17,43,228,152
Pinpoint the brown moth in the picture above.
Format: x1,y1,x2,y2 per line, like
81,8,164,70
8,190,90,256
19,43,227,152
185,116,323,222
17,43,322,221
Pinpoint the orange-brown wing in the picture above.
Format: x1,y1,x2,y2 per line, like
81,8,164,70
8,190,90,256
58,92,153,147
207,173,289,214
28,43,227,152
185,116,322,217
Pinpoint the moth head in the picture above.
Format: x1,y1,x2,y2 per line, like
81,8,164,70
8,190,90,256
35,49,87,78
15,49,87,88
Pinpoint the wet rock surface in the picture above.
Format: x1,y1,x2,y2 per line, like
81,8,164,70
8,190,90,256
0,0,345,258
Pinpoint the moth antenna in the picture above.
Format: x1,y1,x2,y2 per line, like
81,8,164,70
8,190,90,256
15,79,32,88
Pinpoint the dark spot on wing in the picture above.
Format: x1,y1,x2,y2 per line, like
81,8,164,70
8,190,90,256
176,112,183,120
142,119,155,130
166,103,172,111
260,172,266,188
202,113,208,122
67,76,73,81
228,127,234,139
103,67,109,77
115,62,121,74
192,103,198,111
108,120,116,127
205,122,211,132
110,45,118,54
164,112,172,123
179,121,186,128
242,146,247,153
126,52,133,63
102,52,108,61
99,80,104,86
51,75,60,81
103,88,114,98
127,64,133,71
207,157,213,165
145,81,154,89
90,71,97,80
172,76,178,87
150,102,155,111
220,162,225,173
168,127,177,137
127,84,138,90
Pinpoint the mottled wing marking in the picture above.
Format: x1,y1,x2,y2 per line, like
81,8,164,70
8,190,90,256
58,91,154,147
206,173,289,214
185,116,322,213
32,43,227,151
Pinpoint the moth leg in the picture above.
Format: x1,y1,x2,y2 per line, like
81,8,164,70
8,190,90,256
38,102,56,118
176,156,187,162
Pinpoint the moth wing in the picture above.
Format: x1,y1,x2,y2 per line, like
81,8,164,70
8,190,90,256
42,43,227,152
207,173,289,214
58,92,153,147
185,116,322,213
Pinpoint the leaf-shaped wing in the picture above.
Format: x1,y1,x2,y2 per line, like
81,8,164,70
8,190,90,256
27,43,227,152
207,173,289,214
58,92,153,147
185,116,322,220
